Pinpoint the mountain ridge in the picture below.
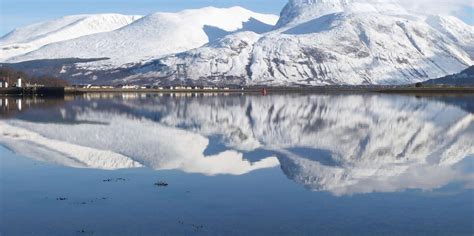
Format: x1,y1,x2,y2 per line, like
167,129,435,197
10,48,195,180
0,14,142,61
1,2,473,86
3,7,279,69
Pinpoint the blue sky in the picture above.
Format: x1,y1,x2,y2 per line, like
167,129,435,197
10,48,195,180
0,0,472,36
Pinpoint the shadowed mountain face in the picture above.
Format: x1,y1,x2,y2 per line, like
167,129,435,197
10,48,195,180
1,94,473,195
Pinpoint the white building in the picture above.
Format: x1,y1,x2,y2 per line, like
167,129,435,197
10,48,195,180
17,78,23,88
122,85,138,89
1,81,8,88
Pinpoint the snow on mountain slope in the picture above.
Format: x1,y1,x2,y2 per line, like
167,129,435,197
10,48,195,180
275,0,408,27
144,1,473,85
0,14,142,61
124,31,261,84
3,1,472,85
425,15,474,58
7,7,279,69
248,13,473,85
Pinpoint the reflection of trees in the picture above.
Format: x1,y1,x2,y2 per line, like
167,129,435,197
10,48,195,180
0,66,69,87
1,97,67,118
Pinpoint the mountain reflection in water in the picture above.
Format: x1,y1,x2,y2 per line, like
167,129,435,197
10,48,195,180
1,93,473,196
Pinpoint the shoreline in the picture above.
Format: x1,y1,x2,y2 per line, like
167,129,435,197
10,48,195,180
1,86,474,96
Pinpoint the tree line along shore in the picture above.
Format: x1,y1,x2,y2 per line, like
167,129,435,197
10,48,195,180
1,85,474,97
1,66,473,96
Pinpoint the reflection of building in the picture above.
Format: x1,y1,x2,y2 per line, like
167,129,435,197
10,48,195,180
1,98,16,114
0,98,9,109
1,97,39,115
16,99,22,111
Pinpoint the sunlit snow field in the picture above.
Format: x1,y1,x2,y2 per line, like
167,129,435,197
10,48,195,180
1,93,473,235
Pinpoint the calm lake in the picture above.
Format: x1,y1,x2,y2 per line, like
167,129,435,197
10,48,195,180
1,93,473,235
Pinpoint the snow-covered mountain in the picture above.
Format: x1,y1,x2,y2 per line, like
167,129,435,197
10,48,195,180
0,14,142,61
4,7,278,69
147,0,473,85
425,15,474,57
1,94,473,194
1,1,473,85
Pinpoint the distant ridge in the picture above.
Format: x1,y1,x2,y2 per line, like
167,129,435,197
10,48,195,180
425,66,474,86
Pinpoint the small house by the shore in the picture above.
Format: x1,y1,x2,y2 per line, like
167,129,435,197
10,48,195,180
16,78,23,88
1,79,9,88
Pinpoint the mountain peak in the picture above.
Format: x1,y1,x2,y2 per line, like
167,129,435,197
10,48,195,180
276,0,407,27
277,0,351,27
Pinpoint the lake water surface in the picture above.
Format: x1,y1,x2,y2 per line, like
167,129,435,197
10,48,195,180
1,93,473,235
